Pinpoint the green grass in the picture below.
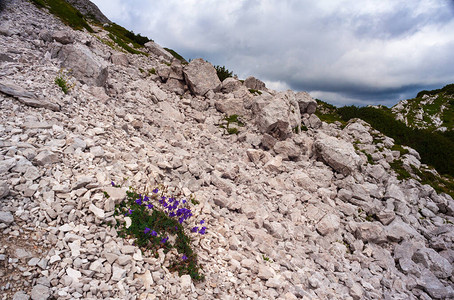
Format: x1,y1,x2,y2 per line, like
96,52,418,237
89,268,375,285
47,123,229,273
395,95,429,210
30,0,93,32
248,89,262,95
164,48,188,64
314,99,345,125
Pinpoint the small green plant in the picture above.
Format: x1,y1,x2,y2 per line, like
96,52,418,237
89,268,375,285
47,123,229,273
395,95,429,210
249,89,262,95
109,182,205,281
219,114,245,135
262,255,273,262
149,68,156,75
54,69,74,94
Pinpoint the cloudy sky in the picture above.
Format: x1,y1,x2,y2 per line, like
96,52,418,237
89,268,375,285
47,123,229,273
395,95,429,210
91,0,454,106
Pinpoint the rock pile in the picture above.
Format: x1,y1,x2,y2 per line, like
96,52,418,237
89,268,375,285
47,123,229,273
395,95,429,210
0,0,453,299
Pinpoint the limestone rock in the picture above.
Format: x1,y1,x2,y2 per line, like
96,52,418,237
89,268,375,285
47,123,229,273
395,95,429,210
0,211,14,224
296,91,317,114
244,76,266,90
52,30,74,44
316,213,340,235
254,90,301,140
144,41,173,60
183,58,221,96
110,53,129,66
221,77,242,93
412,248,453,279
55,44,108,86
0,181,9,199
314,133,361,175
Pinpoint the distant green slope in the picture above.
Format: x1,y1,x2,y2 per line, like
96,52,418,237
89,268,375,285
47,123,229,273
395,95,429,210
391,84,454,133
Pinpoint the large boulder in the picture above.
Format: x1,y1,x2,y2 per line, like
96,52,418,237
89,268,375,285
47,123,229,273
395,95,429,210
183,58,221,96
144,41,173,60
221,77,242,94
296,91,317,114
244,76,266,90
55,44,108,87
254,90,301,140
314,132,361,175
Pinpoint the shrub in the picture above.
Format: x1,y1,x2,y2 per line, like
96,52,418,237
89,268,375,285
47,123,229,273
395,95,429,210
108,183,205,281
215,65,233,82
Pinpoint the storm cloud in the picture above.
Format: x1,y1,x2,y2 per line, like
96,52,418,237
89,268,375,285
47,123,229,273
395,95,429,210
91,0,454,106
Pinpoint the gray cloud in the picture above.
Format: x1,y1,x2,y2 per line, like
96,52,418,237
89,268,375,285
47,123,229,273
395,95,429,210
91,0,454,106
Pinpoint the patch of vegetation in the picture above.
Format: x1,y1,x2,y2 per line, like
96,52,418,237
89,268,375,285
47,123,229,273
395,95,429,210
248,89,262,95
219,114,244,135
149,68,156,75
164,48,187,64
105,23,151,47
54,69,74,94
337,105,454,177
314,99,345,125
411,166,454,199
389,160,411,181
391,144,409,156
30,0,93,32
215,65,234,82
109,183,205,281
108,33,147,55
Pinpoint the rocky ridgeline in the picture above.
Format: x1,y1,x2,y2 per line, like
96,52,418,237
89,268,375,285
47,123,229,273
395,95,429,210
1,1,454,299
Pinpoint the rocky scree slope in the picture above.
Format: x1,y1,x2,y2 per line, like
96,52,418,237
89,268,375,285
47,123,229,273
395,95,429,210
0,0,454,299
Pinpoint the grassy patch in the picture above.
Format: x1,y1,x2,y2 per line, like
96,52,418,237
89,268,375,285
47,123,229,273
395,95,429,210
30,0,93,32
248,89,262,95
164,48,187,64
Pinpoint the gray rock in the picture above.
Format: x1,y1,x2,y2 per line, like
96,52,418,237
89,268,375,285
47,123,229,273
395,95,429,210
111,265,127,281
0,53,14,62
354,222,386,243
144,41,173,60
110,53,129,66
0,81,60,111
55,44,108,87
52,30,74,44
412,248,453,279
0,211,13,224
33,150,60,166
64,0,111,24
316,213,340,236
31,284,50,300
0,181,9,199
90,146,105,158
183,58,221,96
296,91,317,114
273,140,301,160
244,76,266,90
254,90,301,140
164,78,185,95
314,132,361,175
13,291,30,300
215,98,246,116
416,268,454,299
221,77,242,93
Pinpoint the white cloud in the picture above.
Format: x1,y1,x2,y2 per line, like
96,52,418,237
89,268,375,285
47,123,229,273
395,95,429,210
91,0,454,106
